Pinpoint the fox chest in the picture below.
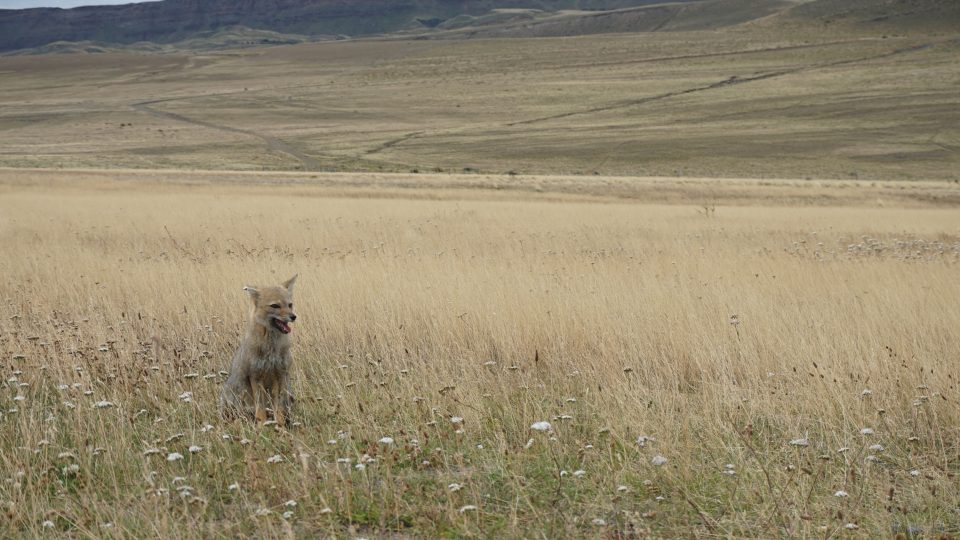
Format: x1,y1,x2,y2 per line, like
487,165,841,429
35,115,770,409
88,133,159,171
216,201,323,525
244,338,292,378
250,351,291,376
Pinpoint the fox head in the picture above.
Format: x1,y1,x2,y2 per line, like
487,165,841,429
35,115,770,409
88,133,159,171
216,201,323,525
243,275,298,335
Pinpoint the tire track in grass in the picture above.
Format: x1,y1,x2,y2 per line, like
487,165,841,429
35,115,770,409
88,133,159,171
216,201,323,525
364,131,426,156
131,98,323,170
506,42,936,127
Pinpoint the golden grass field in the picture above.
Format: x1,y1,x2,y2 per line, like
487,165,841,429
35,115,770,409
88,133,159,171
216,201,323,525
1,12,960,538
1,168,958,537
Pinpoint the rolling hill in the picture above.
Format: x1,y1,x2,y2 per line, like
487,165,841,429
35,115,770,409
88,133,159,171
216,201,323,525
0,0,695,52
1,0,957,53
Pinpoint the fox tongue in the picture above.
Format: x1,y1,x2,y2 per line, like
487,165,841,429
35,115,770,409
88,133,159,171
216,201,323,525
273,319,291,334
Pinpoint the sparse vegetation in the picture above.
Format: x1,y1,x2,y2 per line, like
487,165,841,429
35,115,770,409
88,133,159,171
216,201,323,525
1,25,958,180
1,172,958,537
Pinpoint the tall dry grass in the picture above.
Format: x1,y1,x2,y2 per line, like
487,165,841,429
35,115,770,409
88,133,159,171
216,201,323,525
1,177,958,537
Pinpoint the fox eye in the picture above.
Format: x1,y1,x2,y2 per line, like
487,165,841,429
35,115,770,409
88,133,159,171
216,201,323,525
288,303,293,308
269,303,281,309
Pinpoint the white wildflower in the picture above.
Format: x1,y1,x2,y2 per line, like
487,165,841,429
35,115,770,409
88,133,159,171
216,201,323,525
592,518,607,526
379,436,394,445
789,438,809,447
94,401,115,409
188,445,203,453
228,483,240,491
651,455,668,466
266,454,283,464
860,428,874,435
636,435,656,447
284,500,297,508
166,452,184,462
868,444,884,452
458,505,478,513
450,416,463,424
617,485,629,492
573,470,586,478
834,490,848,497
530,421,551,432
448,483,463,492
909,470,920,477
42,520,55,529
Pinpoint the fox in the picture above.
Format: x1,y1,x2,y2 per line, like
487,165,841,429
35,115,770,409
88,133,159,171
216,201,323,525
219,275,298,426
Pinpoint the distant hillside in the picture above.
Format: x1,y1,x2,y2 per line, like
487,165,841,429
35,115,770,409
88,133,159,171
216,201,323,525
3,26,316,55
428,0,798,39
757,0,960,33
0,0,697,52
1,0,956,53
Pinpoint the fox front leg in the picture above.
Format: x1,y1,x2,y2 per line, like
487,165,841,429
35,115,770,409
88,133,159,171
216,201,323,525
271,378,286,428
251,377,269,423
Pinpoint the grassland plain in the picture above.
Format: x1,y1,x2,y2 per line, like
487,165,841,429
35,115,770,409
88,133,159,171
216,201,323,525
1,169,959,537
1,26,958,180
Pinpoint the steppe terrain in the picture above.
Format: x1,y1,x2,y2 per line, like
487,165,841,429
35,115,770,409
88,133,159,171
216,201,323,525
1,23,958,179
1,5,959,538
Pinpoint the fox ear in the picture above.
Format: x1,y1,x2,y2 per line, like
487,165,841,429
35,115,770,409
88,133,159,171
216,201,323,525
283,274,298,292
243,286,259,302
